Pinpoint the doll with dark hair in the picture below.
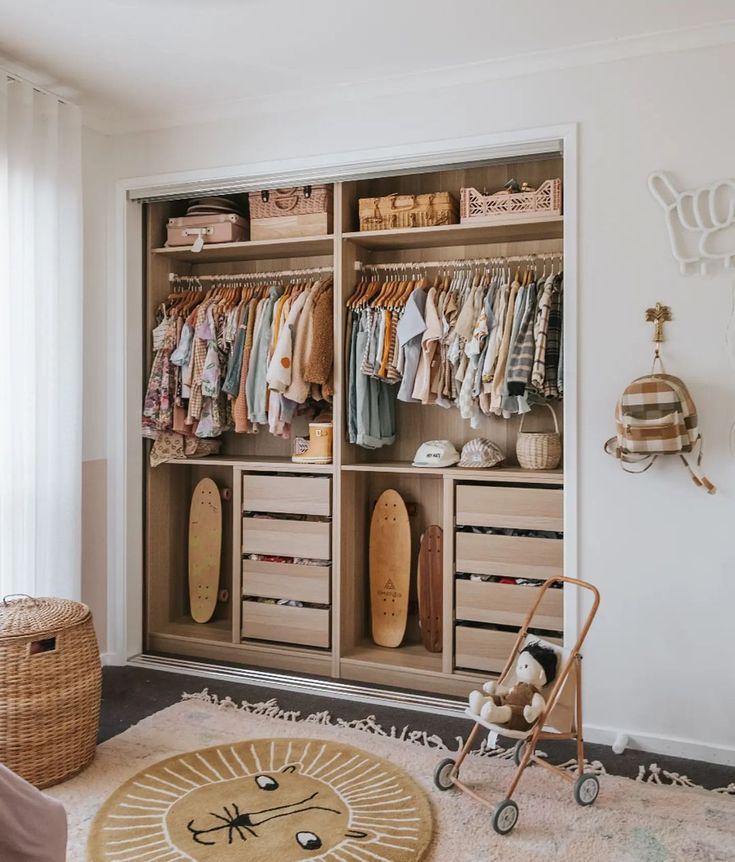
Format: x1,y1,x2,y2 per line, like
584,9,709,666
468,641,559,732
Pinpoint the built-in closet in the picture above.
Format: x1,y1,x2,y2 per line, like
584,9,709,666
143,151,565,698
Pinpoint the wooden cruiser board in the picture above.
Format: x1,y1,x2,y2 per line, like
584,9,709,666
188,478,222,624
417,525,443,652
369,489,411,648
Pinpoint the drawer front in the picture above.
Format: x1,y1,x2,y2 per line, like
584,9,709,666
456,580,563,630
456,485,563,531
242,518,331,560
242,475,331,517
455,533,562,580
242,602,330,648
455,626,562,673
242,559,330,604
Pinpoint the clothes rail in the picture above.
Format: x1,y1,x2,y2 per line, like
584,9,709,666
354,253,562,271
169,265,333,284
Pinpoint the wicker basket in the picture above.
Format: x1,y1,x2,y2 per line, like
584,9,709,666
358,191,458,231
0,595,102,788
460,178,562,224
248,185,333,220
516,404,562,470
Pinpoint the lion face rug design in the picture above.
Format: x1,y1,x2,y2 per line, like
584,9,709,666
89,738,432,861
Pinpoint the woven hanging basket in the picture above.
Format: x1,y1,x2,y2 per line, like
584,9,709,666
516,403,562,470
0,595,102,788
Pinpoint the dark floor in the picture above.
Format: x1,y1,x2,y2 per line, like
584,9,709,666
101,666,734,792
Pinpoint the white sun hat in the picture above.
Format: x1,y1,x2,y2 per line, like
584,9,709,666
412,440,460,468
458,437,506,469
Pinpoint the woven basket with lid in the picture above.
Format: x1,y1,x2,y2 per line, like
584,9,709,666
0,595,101,788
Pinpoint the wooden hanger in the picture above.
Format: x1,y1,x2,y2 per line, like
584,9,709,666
360,278,382,308
347,277,367,308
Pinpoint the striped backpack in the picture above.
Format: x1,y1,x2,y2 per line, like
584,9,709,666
604,372,715,494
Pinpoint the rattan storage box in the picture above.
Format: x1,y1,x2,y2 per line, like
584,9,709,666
0,596,102,788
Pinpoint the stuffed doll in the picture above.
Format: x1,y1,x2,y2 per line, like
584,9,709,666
468,641,558,732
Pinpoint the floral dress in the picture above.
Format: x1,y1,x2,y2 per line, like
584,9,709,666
142,312,177,438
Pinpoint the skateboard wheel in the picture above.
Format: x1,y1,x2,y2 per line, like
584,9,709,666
220,487,232,501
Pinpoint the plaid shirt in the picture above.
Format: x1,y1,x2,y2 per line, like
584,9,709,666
542,278,563,399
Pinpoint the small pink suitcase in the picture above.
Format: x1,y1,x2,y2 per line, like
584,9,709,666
166,213,248,250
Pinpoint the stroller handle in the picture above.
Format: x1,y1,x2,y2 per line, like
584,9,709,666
496,576,600,687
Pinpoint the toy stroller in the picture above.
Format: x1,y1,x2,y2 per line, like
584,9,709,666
434,576,601,835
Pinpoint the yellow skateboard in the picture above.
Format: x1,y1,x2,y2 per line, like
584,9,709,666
188,478,222,624
369,489,411,648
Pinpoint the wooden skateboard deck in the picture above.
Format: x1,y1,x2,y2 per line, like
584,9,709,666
188,478,222,624
418,525,443,652
369,489,411,648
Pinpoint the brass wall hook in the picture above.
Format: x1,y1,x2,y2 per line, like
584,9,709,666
645,302,672,343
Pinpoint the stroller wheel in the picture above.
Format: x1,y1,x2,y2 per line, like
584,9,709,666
573,773,600,806
433,757,457,791
512,739,532,766
492,799,519,835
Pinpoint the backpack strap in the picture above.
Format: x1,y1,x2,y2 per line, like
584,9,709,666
604,437,658,473
680,436,716,494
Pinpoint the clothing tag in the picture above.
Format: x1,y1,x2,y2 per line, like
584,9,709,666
191,235,205,253
486,731,499,749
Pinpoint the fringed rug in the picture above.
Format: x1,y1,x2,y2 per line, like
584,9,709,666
87,738,431,861
48,691,735,862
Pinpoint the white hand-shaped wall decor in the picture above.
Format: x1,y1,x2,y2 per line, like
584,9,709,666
649,171,735,275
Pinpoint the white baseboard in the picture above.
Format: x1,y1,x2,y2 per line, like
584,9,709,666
584,723,735,768
99,652,122,666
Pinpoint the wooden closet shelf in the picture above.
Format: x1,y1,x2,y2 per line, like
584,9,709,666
151,234,334,263
343,216,563,251
151,616,232,644
166,456,335,473
341,462,563,485
341,640,443,675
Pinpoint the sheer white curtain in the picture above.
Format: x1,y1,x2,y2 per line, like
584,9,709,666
0,76,83,599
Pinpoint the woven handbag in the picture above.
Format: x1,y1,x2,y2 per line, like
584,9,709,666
516,403,561,470
604,371,715,493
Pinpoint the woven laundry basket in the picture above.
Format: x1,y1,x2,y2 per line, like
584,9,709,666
0,595,102,788
516,403,562,470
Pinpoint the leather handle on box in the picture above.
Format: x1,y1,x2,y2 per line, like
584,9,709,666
390,194,417,211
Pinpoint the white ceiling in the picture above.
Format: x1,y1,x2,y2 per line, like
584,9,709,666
2,0,735,133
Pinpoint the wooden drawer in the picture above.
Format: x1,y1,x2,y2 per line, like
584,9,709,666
455,532,562,580
242,601,330,648
242,474,330,517
456,580,563,630
455,625,562,673
242,559,330,604
242,518,331,560
456,485,563,531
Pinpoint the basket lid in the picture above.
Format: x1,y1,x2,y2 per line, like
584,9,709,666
0,595,91,639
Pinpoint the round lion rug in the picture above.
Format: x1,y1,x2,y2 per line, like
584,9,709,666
88,737,432,861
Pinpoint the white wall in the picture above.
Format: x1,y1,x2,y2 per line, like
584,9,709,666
99,42,735,762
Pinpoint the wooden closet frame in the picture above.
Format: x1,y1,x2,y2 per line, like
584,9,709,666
108,125,579,709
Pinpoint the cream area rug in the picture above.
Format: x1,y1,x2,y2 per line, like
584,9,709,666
48,692,735,862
